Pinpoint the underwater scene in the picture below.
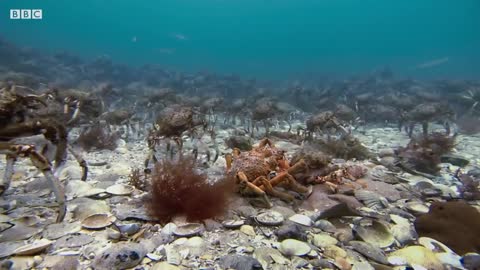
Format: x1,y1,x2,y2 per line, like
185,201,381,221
0,0,480,269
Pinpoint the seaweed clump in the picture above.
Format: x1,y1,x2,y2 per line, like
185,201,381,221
76,124,120,151
396,132,456,175
128,168,149,191
414,201,480,255
146,157,235,223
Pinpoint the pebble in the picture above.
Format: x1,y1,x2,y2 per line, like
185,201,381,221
240,225,256,236
279,239,311,256
312,233,338,248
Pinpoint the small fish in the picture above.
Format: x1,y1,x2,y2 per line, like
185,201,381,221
132,36,137,43
415,57,449,69
172,33,188,40
156,48,175,54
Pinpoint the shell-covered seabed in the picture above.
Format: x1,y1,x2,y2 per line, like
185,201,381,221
1,37,480,270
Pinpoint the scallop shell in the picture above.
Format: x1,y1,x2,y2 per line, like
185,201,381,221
106,184,134,196
14,239,52,255
278,239,311,256
81,213,116,229
66,180,106,199
388,246,444,269
255,211,284,226
405,201,430,215
354,190,389,210
173,223,204,237
222,219,244,229
288,214,312,227
353,219,394,248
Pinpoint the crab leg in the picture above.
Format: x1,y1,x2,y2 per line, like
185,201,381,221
0,153,15,194
287,159,307,175
67,144,88,181
253,176,295,201
0,144,66,222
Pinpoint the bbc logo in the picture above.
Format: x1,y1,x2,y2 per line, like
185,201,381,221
10,9,43,19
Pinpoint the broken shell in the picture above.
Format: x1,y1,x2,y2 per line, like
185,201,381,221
66,180,106,199
288,214,312,227
106,184,134,196
418,237,453,253
278,239,311,256
43,222,81,240
405,201,429,215
255,210,284,226
353,219,394,248
388,246,444,269
81,214,116,229
222,220,244,229
354,190,388,210
391,223,417,245
55,233,94,248
173,223,204,237
14,239,52,255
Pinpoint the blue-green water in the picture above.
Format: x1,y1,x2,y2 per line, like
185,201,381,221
1,0,479,79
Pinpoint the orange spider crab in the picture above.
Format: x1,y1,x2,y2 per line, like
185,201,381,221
314,165,368,193
226,138,312,207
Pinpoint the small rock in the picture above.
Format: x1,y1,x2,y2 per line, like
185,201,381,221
441,154,469,167
240,225,256,236
288,214,312,227
279,239,311,256
93,243,147,270
314,219,337,233
219,254,262,270
275,222,308,241
461,253,480,269
312,233,338,248
324,245,347,259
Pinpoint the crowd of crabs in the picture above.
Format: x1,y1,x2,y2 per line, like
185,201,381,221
1,71,478,223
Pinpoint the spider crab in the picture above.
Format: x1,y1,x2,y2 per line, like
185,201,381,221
0,84,87,222
144,105,215,171
314,164,368,193
305,111,349,138
401,102,454,137
226,138,312,207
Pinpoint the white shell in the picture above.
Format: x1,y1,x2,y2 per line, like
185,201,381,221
173,223,203,237
355,190,388,210
106,184,134,196
255,211,284,226
81,213,116,229
278,239,311,256
222,219,244,229
288,214,312,227
14,239,52,255
353,219,394,248
405,201,430,214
